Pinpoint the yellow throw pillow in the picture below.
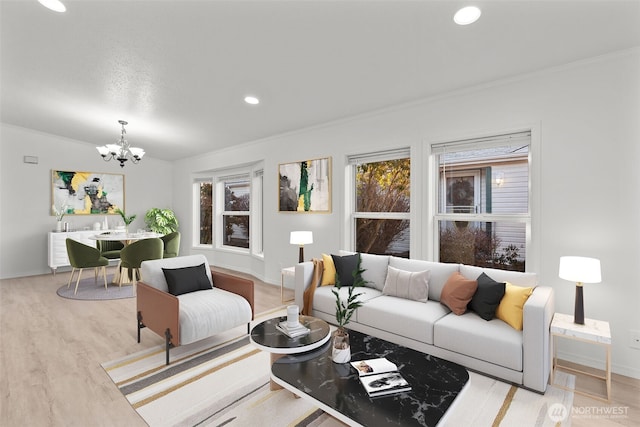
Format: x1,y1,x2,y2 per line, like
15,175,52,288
321,253,336,286
495,282,534,330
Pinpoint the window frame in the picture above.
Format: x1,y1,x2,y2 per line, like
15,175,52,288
346,148,412,257
192,164,263,257
427,129,539,272
193,178,213,248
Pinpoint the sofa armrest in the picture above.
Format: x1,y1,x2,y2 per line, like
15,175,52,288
522,286,555,392
294,261,315,310
211,270,255,320
137,281,180,347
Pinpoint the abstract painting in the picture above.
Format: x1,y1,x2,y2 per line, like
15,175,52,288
279,157,331,213
51,170,124,215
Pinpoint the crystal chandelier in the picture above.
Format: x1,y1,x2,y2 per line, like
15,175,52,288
96,120,145,168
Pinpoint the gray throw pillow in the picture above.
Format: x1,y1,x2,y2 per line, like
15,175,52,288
382,266,430,302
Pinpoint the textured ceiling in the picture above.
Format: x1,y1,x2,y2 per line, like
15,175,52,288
2,0,639,161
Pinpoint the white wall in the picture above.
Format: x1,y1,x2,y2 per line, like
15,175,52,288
173,49,640,378
0,124,174,278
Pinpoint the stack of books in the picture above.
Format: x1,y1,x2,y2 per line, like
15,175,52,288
276,321,310,338
351,357,411,398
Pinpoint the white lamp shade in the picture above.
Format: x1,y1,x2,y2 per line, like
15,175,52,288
559,256,602,283
290,231,313,245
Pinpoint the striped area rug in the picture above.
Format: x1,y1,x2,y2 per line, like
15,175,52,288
102,308,574,427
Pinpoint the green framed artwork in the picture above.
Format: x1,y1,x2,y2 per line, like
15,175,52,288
278,157,331,213
51,170,124,215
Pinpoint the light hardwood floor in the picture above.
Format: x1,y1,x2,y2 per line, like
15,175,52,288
0,268,637,426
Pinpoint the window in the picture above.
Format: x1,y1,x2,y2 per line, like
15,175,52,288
196,180,213,245
349,149,410,258
431,131,531,271
221,177,250,249
251,169,264,255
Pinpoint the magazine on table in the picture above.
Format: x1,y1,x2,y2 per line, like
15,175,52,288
276,321,310,338
350,358,411,397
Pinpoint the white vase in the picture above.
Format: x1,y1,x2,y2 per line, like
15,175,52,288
331,328,351,363
56,221,63,232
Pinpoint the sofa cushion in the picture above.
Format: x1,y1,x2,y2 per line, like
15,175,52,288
321,253,336,286
382,266,429,302
312,285,382,319
357,296,449,345
434,311,523,371
163,263,213,296
440,272,478,315
332,253,361,287
495,282,534,330
389,257,459,301
339,251,390,290
460,265,537,287
140,254,213,293
469,272,506,320
178,288,252,345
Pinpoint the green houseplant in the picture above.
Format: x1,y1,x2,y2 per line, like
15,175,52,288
115,208,136,233
331,256,366,363
144,208,179,234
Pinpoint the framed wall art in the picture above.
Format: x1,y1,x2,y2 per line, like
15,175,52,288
51,170,124,215
278,157,331,213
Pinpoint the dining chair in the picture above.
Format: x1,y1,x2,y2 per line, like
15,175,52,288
65,239,109,295
160,231,181,258
119,238,164,291
97,240,124,260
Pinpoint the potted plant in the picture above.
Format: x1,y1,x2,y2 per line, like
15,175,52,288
144,208,179,234
115,208,136,234
331,256,366,363
52,203,68,232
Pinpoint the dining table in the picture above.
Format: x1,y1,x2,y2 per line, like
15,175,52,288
89,231,163,285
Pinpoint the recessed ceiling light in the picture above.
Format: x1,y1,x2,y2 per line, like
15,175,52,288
454,6,481,25
38,0,66,13
244,96,260,105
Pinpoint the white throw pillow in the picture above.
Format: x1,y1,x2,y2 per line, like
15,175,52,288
382,266,430,302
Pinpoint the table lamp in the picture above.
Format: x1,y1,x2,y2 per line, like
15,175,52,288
290,231,313,263
558,256,601,325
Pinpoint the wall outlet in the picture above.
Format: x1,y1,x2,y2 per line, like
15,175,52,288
631,330,640,350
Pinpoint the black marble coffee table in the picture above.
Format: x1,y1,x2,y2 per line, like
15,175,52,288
271,329,470,427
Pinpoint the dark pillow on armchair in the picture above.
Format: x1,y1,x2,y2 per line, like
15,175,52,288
469,272,506,320
331,253,361,287
162,263,212,296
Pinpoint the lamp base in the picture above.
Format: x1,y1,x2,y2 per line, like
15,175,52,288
298,246,304,264
574,284,584,325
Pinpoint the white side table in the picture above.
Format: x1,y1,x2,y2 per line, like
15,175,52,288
281,266,296,304
550,312,611,402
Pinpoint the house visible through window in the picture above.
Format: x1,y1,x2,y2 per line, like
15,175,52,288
349,149,410,258
432,131,531,271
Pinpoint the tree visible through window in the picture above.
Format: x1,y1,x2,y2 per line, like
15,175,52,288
199,181,213,245
223,179,250,249
354,157,410,257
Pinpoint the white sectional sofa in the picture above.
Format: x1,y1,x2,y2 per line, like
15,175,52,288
294,252,554,393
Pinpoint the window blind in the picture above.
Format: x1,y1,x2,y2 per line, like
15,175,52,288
431,131,531,154
347,147,410,165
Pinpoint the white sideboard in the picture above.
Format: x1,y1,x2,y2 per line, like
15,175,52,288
48,230,101,273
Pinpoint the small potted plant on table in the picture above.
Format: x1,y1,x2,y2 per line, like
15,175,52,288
331,255,366,363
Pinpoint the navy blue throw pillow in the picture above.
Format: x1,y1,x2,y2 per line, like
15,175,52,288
469,272,506,321
162,263,212,296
